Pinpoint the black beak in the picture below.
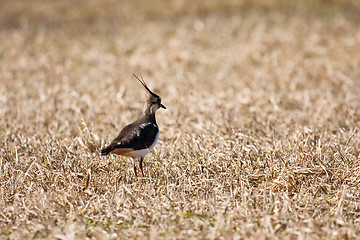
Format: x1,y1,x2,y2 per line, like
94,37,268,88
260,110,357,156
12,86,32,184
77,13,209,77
160,103,166,109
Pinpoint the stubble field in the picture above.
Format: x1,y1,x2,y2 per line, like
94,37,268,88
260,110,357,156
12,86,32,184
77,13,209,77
1,0,360,239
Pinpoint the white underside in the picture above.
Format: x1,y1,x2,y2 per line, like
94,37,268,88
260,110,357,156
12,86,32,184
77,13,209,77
127,131,159,158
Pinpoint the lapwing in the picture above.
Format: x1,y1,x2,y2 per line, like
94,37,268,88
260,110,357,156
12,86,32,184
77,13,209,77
101,74,166,177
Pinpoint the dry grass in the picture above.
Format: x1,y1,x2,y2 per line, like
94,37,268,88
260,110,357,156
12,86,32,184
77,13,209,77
1,0,360,239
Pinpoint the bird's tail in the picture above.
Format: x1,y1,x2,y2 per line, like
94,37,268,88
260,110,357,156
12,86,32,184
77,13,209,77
101,147,111,156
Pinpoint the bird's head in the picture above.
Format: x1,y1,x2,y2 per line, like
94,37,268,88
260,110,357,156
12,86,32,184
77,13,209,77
134,74,166,114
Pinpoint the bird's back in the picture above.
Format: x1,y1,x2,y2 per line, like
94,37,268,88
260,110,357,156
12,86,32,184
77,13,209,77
101,114,158,156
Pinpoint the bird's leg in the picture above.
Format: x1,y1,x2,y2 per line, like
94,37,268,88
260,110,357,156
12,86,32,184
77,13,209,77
133,164,138,177
139,156,145,177
133,158,138,177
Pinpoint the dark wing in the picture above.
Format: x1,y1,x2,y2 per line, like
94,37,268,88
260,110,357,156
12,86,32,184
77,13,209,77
101,121,158,155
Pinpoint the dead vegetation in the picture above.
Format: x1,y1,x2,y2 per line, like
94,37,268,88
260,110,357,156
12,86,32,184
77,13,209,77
0,0,360,239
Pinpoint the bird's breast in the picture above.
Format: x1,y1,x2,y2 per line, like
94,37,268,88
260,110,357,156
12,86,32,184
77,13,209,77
126,131,159,158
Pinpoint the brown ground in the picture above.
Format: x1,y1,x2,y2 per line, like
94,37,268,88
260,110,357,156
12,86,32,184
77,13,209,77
1,0,360,239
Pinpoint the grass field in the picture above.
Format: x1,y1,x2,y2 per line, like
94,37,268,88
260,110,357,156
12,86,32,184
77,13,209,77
1,0,360,239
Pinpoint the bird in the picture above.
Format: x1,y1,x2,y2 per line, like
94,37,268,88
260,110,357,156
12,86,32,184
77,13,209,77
101,74,166,177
